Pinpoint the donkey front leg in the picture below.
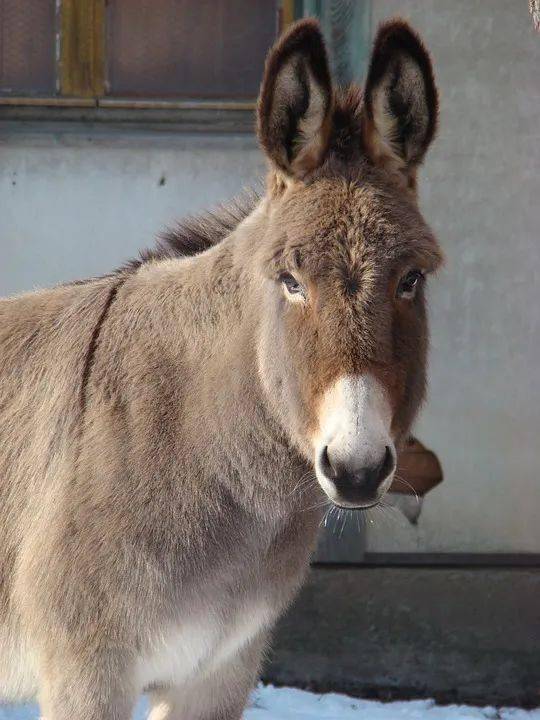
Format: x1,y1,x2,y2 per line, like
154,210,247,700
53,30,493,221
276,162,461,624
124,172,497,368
38,650,137,720
148,687,246,720
148,634,265,720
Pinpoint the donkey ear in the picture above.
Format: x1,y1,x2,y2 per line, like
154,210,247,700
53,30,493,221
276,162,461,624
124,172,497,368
257,19,333,181
362,20,438,184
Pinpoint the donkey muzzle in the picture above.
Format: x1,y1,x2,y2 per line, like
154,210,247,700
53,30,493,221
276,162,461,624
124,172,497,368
312,373,396,508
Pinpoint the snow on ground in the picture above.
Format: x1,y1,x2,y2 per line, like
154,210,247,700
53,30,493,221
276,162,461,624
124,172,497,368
1,685,539,719
247,686,540,719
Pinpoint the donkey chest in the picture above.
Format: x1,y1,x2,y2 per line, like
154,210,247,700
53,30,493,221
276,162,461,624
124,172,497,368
137,598,272,689
136,511,314,689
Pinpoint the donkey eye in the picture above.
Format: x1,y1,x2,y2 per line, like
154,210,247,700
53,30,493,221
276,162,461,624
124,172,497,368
280,272,305,298
397,269,424,300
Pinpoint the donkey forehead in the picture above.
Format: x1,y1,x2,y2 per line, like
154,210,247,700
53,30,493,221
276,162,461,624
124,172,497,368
277,178,441,272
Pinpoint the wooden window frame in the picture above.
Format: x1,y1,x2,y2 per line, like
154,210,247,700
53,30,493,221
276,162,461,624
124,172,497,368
0,0,293,128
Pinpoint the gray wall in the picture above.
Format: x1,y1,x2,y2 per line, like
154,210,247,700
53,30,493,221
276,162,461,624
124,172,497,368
1,0,539,554
0,129,264,294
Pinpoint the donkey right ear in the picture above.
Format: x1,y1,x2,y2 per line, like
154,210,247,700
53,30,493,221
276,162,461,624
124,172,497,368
362,20,438,187
257,19,333,181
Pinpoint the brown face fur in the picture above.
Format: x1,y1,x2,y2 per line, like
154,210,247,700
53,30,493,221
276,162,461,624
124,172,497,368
260,172,442,451
256,19,443,494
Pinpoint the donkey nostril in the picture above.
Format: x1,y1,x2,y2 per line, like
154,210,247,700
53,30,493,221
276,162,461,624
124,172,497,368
319,445,336,478
379,445,395,483
363,445,395,490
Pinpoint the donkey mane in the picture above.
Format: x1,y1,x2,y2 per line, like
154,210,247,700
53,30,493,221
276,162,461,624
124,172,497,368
116,84,369,278
120,87,366,276
121,191,260,274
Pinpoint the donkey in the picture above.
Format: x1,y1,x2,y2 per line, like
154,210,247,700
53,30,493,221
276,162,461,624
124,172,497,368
0,18,442,720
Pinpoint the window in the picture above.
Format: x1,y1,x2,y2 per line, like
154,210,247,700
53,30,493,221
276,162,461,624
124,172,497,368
0,0,280,111
106,1,278,99
0,0,57,96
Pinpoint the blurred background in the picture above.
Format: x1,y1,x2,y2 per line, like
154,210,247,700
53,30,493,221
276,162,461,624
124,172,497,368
1,0,539,708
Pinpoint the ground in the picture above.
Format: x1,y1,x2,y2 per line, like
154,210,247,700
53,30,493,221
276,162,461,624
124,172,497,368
1,685,539,719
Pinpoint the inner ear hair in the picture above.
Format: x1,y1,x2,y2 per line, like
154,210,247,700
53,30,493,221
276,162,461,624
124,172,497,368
257,19,334,181
362,19,438,186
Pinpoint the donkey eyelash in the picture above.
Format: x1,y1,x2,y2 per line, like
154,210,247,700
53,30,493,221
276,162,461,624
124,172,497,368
279,272,307,300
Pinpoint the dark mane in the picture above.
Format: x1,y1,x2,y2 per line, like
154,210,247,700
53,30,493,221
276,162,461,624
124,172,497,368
121,191,259,274
115,85,367,279
120,87,367,276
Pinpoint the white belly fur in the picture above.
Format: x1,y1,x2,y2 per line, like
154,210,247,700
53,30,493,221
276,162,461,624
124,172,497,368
137,601,272,689
0,604,273,700
0,626,39,702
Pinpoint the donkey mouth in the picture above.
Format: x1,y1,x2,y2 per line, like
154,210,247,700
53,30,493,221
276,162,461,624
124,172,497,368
332,498,381,511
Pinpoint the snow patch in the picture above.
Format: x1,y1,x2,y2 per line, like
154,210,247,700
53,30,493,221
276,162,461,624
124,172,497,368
0,684,538,719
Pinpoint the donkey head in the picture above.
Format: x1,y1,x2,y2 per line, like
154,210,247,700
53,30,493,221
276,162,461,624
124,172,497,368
255,19,443,509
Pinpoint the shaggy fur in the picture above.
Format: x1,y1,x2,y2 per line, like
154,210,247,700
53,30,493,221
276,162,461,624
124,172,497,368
124,191,260,271
0,18,442,720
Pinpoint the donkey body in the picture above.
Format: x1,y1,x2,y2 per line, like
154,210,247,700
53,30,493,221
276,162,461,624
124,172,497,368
0,19,442,720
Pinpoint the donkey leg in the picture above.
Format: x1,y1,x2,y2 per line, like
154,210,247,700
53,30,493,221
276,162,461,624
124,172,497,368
148,634,265,720
148,685,246,720
37,652,137,720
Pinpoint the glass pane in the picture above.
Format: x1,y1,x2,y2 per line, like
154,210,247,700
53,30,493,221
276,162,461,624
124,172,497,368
106,0,279,98
0,0,56,95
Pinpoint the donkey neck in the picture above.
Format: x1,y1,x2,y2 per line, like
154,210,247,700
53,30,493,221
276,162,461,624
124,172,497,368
131,200,310,514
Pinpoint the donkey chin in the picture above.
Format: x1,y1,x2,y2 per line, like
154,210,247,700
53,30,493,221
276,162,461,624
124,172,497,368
312,373,397,509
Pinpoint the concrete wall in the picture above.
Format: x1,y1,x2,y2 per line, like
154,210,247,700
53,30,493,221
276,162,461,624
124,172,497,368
366,0,540,555
0,128,264,294
265,566,540,706
1,0,539,554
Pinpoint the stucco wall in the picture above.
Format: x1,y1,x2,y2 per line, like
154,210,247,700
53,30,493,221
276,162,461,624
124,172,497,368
1,0,538,553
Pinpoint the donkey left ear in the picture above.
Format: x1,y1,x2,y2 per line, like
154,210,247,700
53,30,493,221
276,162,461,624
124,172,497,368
362,20,438,185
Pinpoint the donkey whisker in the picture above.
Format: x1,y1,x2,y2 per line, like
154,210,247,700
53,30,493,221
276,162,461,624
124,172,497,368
286,470,316,499
392,474,420,506
301,498,332,514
